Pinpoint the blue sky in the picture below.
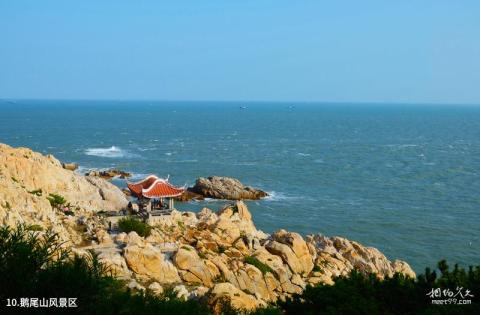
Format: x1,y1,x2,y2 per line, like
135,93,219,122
0,1,479,104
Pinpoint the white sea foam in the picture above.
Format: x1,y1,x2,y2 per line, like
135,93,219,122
128,173,151,181
234,162,257,166
85,146,132,158
384,144,419,149
173,159,198,163
297,152,311,156
264,191,300,202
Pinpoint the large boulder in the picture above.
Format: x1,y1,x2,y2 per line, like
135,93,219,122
173,245,217,287
0,143,128,213
266,230,314,276
123,243,181,284
189,176,268,200
97,250,131,279
306,234,416,280
85,168,131,180
209,283,264,313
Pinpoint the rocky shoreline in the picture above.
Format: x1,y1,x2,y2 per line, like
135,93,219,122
0,143,415,312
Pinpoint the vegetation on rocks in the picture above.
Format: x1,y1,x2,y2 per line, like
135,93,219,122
118,217,152,237
1,224,479,314
279,262,480,315
1,145,478,314
0,225,211,315
46,193,67,208
28,188,43,196
244,256,274,275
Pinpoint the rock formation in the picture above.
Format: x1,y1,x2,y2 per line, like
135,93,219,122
0,143,128,244
189,176,268,200
0,143,416,313
85,168,131,179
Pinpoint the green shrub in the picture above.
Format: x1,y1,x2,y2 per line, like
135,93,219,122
47,193,67,208
279,261,480,315
312,265,322,273
0,224,211,315
244,256,274,275
118,217,152,237
28,188,43,196
217,245,226,254
26,224,43,231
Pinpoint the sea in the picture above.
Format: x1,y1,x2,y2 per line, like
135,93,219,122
1,100,479,273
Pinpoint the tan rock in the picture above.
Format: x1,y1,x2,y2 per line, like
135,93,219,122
97,250,131,278
252,248,291,284
123,243,180,284
173,285,189,301
209,283,264,312
235,264,271,301
190,176,268,200
0,144,128,212
269,230,314,276
95,229,113,245
174,245,214,287
190,286,209,299
307,234,416,282
148,282,164,295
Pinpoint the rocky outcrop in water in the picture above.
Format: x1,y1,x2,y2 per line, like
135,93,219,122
62,162,78,171
189,176,268,200
85,168,131,179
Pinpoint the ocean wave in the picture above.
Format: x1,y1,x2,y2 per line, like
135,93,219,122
84,146,135,158
384,144,419,149
297,152,311,156
234,162,257,166
264,191,300,202
128,173,152,181
172,159,198,163
75,165,91,176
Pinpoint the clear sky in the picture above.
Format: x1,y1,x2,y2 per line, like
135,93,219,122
1,1,479,104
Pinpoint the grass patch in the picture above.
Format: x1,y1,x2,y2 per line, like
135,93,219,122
312,265,322,273
26,224,43,232
244,256,274,275
28,188,43,196
181,246,192,251
118,217,152,237
47,193,67,208
217,245,226,254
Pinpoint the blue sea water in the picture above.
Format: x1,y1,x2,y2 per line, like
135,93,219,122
1,100,479,272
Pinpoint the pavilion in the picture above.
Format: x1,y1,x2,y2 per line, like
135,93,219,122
127,175,185,212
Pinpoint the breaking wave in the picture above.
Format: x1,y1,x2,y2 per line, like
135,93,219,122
85,146,132,158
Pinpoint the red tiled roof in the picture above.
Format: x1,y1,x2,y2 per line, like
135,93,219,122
127,175,185,198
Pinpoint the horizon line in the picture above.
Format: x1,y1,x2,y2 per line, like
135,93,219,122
1,97,480,107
